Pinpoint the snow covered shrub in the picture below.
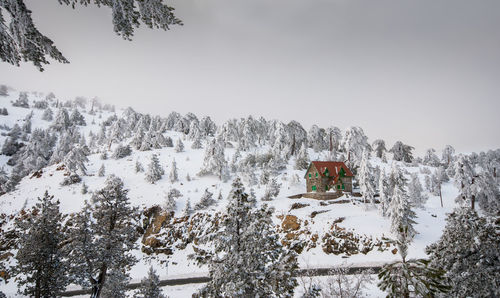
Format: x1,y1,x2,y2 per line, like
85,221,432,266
112,144,132,159
60,173,81,186
145,154,164,184
262,177,281,201
12,92,29,108
194,189,216,210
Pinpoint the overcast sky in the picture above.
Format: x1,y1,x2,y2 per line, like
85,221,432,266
1,0,499,155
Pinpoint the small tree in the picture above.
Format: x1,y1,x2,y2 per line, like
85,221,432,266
175,138,184,153
169,159,178,183
294,143,310,170
408,173,427,208
194,189,216,210
182,198,193,217
262,177,281,201
98,164,106,177
13,191,68,298
135,160,144,173
135,266,165,298
145,154,164,184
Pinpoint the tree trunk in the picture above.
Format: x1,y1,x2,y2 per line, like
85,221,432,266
439,184,443,208
329,132,333,152
91,265,108,298
471,195,475,210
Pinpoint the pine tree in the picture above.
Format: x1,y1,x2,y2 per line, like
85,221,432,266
197,178,298,297
98,164,105,177
423,148,440,167
100,268,129,298
372,139,387,158
378,226,450,298
63,145,88,175
81,182,88,194
358,149,376,206
145,154,164,184
390,141,414,163
294,143,310,170
135,160,144,173
426,207,500,297
182,198,192,217
136,266,165,298
262,177,281,201
199,137,229,181
70,109,86,126
51,108,71,131
441,145,455,167
388,166,417,238
175,138,184,153
378,169,390,217
169,159,178,183
191,137,203,149
13,191,68,298
42,107,53,121
65,176,139,298
194,189,216,210
408,173,427,208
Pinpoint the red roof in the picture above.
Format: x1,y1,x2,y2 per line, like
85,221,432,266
309,161,353,178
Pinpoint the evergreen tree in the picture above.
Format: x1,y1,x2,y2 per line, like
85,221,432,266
358,149,376,206
262,177,281,201
63,145,88,175
169,159,178,183
378,226,450,298
390,141,414,163
423,148,440,167
408,173,427,208
191,137,203,149
388,167,417,238
199,137,229,181
441,145,455,167
372,139,387,158
341,127,370,168
136,266,165,298
98,164,106,177
378,169,390,217
194,189,216,210
65,176,139,298
51,108,71,131
294,143,310,170
13,191,68,298
426,208,500,297
197,178,298,297
453,154,477,209
12,92,29,108
100,268,129,298
174,138,184,153
145,154,164,184
70,109,86,126
135,160,144,173
182,198,193,217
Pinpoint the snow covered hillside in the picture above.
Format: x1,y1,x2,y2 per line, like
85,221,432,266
0,87,498,297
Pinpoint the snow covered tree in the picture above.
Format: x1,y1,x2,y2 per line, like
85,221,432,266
135,160,144,173
423,148,440,167
388,166,417,238
294,143,310,170
390,141,414,163
42,107,53,121
378,225,450,298
341,127,370,169
174,138,184,153
308,125,327,152
51,108,72,131
182,198,193,217
164,189,179,213
426,207,499,297
100,268,129,298
453,154,477,209
98,164,106,177
145,154,164,183
136,266,165,298
13,191,68,298
191,137,203,149
194,189,216,210
262,177,281,201
197,178,298,297
358,149,376,206
408,173,427,208
12,92,29,108
63,145,89,175
0,84,8,96
199,137,229,181
372,139,387,159
169,159,178,183
65,176,139,298
199,116,217,137
70,109,86,126
1,0,181,71
441,145,455,167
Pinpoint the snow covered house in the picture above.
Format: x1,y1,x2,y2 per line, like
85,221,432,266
304,161,353,193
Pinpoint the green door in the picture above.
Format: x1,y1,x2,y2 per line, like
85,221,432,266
312,185,317,191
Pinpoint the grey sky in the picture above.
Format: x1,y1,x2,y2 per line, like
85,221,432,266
1,0,499,155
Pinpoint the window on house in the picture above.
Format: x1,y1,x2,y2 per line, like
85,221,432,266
337,185,341,189
325,185,329,191
312,185,317,191
309,173,311,178
315,172,318,177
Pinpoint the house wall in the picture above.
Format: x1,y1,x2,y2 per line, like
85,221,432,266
305,165,353,193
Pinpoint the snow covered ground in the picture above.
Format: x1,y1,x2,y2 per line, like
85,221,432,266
0,89,462,297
